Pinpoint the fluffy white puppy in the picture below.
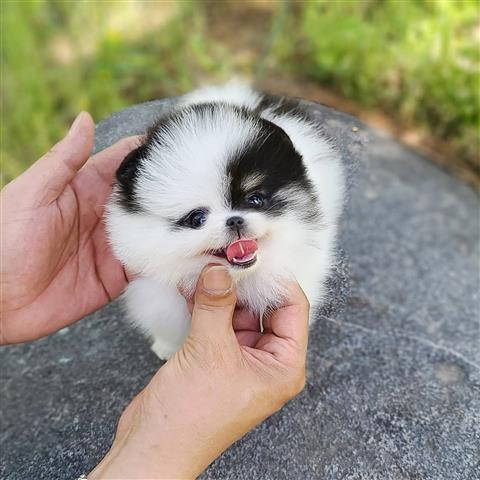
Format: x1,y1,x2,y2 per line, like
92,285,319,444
106,83,344,359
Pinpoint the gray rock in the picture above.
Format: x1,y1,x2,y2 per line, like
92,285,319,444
1,99,478,480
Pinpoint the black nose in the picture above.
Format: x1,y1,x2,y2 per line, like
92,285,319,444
226,216,245,229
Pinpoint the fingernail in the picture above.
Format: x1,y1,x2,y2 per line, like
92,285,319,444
68,111,86,136
202,266,232,296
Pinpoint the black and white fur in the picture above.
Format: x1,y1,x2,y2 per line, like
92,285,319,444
106,83,344,359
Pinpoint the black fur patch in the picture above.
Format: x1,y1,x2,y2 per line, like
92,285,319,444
255,93,311,122
115,103,253,214
115,98,321,224
115,143,148,212
226,117,320,222
114,110,178,213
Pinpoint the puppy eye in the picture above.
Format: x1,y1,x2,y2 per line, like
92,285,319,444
246,193,265,208
182,209,208,229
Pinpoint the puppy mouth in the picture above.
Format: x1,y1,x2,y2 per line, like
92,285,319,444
208,239,258,269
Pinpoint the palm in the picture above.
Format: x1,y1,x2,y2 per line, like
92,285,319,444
1,114,139,343
31,158,128,331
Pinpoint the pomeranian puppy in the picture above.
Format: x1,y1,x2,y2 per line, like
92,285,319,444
106,83,344,359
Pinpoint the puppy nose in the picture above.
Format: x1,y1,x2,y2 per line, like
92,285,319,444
226,216,245,229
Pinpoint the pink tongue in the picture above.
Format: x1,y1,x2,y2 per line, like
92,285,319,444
226,239,258,262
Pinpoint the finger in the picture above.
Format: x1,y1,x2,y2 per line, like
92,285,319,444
186,299,194,315
232,308,259,332
235,330,263,348
87,135,143,184
177,285,194,314
269,281,310,351
26,112,95,204
190,265,236,340
124,268,138,283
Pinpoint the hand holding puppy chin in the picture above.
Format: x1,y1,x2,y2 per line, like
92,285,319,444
90,264,309,479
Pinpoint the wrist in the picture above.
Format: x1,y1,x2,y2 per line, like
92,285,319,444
89,387,203,479
89,370,252,479
90,425,201,479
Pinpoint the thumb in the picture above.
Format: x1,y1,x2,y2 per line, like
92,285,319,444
24,111,95,205
190,265,236,340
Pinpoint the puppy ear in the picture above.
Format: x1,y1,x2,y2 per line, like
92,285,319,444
115,144,148,212
116,144,146,186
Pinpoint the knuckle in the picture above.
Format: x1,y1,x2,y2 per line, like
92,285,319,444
182,335,231,371
195,303,230,315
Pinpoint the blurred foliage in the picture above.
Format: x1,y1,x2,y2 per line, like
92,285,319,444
272,0,479,170
2,0,227,183
2,0,479,185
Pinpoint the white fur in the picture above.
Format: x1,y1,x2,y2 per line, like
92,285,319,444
106,84,344,359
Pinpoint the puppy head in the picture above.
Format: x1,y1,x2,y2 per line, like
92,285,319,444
106,103,321,301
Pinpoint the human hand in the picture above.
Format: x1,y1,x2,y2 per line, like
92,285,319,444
90,265,309,479
0,112,140,344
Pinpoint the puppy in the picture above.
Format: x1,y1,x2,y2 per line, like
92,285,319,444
106,83,344,359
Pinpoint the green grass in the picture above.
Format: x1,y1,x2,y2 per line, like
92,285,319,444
272,0,479,171
1,0,227,183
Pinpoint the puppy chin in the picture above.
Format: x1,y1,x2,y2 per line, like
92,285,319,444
177,252,261,300
226,256,260,280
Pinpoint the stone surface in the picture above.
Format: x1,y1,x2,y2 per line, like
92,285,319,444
1,99,479,480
